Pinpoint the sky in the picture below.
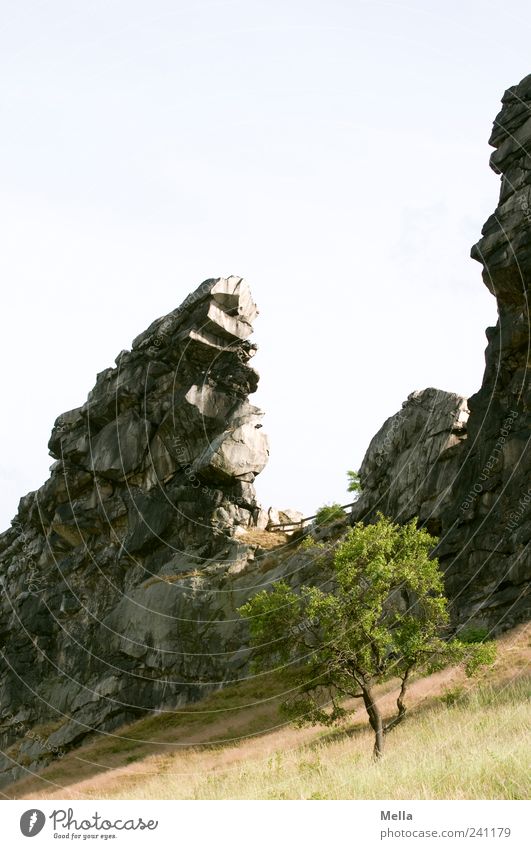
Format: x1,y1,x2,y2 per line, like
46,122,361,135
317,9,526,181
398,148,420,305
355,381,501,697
1,0,531,527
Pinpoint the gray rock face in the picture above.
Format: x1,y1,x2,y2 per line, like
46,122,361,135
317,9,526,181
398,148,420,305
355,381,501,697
353,76,531,632
438,75,531,630
351,388,469,535
0,276,271,785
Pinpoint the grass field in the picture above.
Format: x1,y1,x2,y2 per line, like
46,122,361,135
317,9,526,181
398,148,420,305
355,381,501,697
4,624,530,800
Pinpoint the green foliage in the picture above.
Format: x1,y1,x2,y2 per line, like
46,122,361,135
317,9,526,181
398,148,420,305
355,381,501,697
298,535,325,552
431,637,497,677
463,641,497,676
238,513,496,757
314,503,345,526
437,624,497,677
458,626,490,644
347,469,362,494
446,627,497,675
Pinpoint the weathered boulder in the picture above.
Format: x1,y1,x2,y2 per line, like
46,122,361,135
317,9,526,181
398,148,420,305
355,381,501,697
193,416,268,482
266,507,305,529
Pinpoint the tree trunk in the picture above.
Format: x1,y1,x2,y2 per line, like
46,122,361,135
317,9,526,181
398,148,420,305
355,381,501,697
396,669,409,724
361,685,384,759
384,667,410,734
373,714,384,759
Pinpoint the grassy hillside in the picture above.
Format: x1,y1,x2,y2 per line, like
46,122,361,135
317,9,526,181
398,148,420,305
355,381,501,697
4,624,530,800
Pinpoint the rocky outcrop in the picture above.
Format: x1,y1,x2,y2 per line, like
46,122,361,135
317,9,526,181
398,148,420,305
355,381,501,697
0,276,272,785
438,75,531,630
353,76,531,632
351,388,469,535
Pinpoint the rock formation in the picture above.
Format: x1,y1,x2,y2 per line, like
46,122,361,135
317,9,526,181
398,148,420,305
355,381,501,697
0,276,272,784
439,74,531,630
1,76,530,789
353,75,531,631
351,388,469,535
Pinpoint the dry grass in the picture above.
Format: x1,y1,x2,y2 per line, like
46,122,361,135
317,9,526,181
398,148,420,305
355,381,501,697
236,528,289,549
4,625,530,801
92,681,529,800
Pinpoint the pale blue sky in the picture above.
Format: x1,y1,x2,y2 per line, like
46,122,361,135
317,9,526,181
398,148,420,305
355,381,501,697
1,0,530,525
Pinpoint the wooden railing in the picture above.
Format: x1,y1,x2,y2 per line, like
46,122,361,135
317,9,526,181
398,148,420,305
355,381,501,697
268,501,357,531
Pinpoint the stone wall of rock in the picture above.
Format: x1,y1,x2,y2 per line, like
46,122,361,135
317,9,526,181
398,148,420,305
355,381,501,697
0,276,272,785
352,76,531,632
437,75,531,630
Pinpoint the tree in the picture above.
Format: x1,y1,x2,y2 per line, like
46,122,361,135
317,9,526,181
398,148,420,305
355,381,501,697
347,469,362,496
314,502,345,526
238,514,495,759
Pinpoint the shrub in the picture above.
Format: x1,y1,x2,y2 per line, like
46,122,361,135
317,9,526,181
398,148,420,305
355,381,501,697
314,503,345,526
347,469,362,495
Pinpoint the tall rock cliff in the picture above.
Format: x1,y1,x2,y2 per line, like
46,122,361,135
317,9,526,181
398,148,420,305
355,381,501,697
0,276,271,784
439,74,531,629
352,76,531,631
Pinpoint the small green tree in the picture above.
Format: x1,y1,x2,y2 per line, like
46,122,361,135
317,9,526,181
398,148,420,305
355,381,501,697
239,514,495,759
314,503,345,526
347,469,362,495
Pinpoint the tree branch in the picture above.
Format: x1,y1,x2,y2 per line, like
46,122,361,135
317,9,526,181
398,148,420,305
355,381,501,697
384,667,410,734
